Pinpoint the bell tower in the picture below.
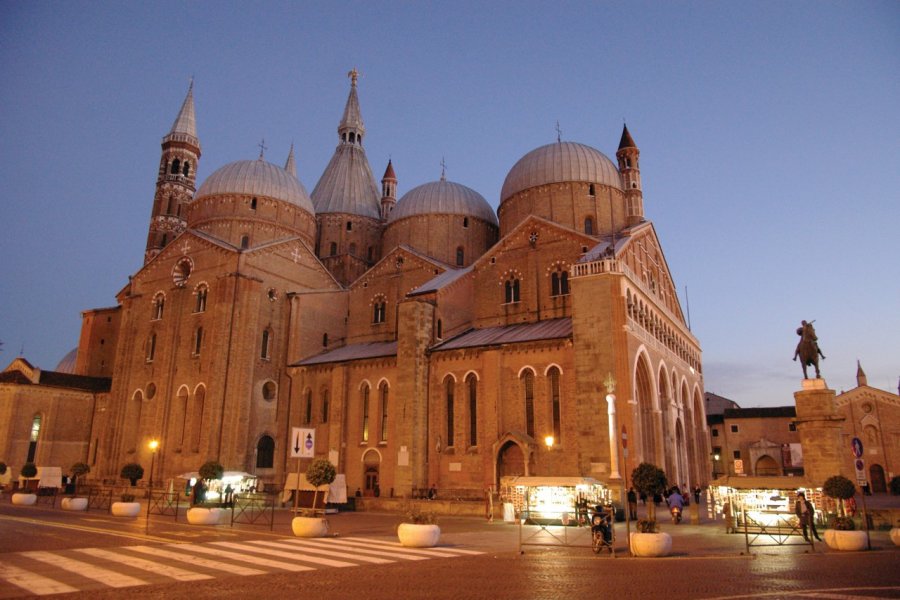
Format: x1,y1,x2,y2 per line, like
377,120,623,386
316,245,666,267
616,124,643,227
380,160,397,220
145,81,201,264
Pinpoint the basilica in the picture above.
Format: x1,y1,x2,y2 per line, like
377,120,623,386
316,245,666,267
1,72,710,498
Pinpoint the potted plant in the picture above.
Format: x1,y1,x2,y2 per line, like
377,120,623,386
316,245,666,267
111,492,141,517
631,462,667,521
120,462,144,486
292,458,336,537
12,463,38,505
187,461,227,525
822,475,867,551
60,462,91,511
397,503,441,548
630,517,672,557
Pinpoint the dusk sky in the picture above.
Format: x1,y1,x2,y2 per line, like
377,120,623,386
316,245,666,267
1,2,897,408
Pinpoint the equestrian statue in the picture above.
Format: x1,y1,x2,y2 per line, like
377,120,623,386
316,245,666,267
793,319,826,379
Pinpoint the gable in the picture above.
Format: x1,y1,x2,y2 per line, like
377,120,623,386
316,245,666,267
616,223,686,324
243,237,342,292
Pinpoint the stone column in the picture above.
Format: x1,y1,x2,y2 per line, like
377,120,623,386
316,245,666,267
793,379,846,486
607,393,621,480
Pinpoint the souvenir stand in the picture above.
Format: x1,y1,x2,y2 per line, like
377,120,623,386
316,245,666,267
500,476,609,525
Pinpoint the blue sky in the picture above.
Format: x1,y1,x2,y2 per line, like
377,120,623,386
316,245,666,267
1,2,897,407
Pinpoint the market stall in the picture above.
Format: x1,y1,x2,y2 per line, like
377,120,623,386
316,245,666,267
500,476,609,525
177,471,258,504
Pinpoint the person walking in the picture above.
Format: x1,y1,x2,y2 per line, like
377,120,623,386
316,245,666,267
627,487,638,520
794,491,821,541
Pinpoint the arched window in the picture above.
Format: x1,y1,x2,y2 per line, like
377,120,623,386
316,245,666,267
321,389,329,424
551,269,570,297
467,374,478,447
241,235,250,249
190,386,205,451
380,383,389,442
504,278,521,303
367,247,373,262
194,285,208,313
346,221,353,231
588,183,595,196
182,161,190,176
522,370,535,438
256,435,275,469
329,242,337,256
322,333,328,347
548,367,562,443
373,299,386,324
436,319,442,339
361,385,370,442
171,158,180,175
456,247,464,266
304,389,313,424
250,197,257,210
146,333,156,362
27,414,42,463
445,377,455,446
152,293,165,320
463,217,469,228
176,388,189,447
584,217,594,235
261,329,272,360
193,326,203,356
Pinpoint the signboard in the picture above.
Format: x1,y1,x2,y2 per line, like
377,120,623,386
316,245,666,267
734,459,744,474
851,437,863,458
854,458,867,486
291,427,315,458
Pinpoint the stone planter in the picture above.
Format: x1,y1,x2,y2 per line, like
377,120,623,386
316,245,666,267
630,532,672,557
397,523,441,548
890,528,900,547
11,493,37,506
823,529,867,551
291,516,329,538
61,497,88,511
187,507,226,525
110,501,141,517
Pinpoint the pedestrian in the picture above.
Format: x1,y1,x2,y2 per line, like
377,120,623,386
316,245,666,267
693,485,702,505
794,491,821,542
427,484,436,500
191,479,205,506
723,499,735,534
639,490,647,505
627,487,638,520
223,484,234,507
653,490,662,506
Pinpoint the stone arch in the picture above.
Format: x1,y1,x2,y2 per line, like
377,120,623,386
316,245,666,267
869,464,886,493
634,351,658,466
755,454,779,476
493,432,536,485
674,417,686,487
543,363,564,376
440,371,459,383
362,448,382,496
517,365,537,378
462,369,480,381
658,364,674,477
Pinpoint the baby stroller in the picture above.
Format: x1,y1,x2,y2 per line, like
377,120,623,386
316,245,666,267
591,504,614,554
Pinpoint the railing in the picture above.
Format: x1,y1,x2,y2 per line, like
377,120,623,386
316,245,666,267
517,508,609,555
570,259,621,279
231,493,276,530
739,509,814,553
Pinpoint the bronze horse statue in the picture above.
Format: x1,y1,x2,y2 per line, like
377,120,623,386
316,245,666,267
793,320,825,379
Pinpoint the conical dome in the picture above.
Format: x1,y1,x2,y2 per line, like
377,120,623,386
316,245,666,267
196,159,314,215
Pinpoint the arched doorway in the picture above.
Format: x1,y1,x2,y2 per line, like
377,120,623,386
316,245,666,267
755,455,779,476
635,357,656,465
869,464,886,493
497,441,525,479
362,449,380,497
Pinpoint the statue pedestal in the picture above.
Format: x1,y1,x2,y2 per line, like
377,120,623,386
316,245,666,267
794,380,845,485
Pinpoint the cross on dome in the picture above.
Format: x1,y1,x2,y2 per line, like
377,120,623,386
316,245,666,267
258,138,267,159
348,68,359,86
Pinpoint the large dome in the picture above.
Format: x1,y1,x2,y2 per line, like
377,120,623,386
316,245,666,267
196,159,315,214
500,141,621,202
388,179,498,225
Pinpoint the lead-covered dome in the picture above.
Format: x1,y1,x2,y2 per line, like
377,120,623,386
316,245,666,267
500,141,621,203
388,179,498,225
196,159,315,215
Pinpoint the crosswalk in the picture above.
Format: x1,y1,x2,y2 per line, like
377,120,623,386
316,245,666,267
0,536,481,597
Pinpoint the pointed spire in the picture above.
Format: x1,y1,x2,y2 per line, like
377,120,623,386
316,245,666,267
284,143,297,177
856,360,868,387
382,159,396,182
338,68,365,143
618,123,636,150
167,79,198,141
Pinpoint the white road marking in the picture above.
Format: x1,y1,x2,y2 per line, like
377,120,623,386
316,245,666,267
175,542,314,572
20,551,146,588
246,539,394,564
73,547,213,581
0,563,78,596
125,544,266,576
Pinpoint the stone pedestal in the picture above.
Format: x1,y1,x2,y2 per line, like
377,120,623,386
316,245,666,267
794,379,846,486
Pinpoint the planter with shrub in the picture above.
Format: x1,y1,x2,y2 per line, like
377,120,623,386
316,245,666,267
397,504,441,548
629,518,672,557
111,492,141,517
291,458,336,538
823,515,867,551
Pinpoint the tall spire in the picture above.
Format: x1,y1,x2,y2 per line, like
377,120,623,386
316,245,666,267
165,79,199,147
338,68,365,144
856,360,868,387
284,143,297,177
618,123,636,150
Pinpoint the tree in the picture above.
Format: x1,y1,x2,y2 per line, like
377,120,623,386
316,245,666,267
20,462,38,491
198,461,224,482
631,462,667,520
120,463,144,486
0,462,7,476
70,462,90,495
822,474,856,516
306,458,337,513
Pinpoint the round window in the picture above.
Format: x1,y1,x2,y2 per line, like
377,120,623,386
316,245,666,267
146,382,157,399
173,257,193,287
262,381,277,401
267,288,278,302
862,402,873,414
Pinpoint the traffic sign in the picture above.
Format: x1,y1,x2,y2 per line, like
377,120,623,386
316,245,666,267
291,427,315,458
854,458,867,486
621,425,628,449
851,437,863,458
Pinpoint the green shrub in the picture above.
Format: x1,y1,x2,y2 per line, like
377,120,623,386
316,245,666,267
403,502,438,525
20,462,37,478
70,462,91,478
120,463,144,485
120,493,136,503
306,458,337,511
822,475,856,500
636,518,658,533
831,515,855,531
198,461,224,481
0,461,7,475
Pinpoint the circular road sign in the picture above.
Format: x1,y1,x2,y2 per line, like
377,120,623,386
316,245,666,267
851,437,863,458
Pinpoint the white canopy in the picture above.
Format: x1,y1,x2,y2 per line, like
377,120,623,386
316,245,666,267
501,476,603,488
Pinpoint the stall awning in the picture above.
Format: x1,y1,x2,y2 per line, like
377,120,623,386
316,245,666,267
501,476,603,487
710,475,814,490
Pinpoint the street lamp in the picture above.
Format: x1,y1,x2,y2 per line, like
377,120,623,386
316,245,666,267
544,435,555,450
148,439,159,489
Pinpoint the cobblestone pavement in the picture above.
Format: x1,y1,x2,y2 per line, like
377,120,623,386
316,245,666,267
1,499,898,599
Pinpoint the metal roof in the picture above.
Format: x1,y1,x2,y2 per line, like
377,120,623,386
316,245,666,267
294,340,397,366
387,179,498,225
431,318,571,352
409,266,472,296
310,143,381,218
195,159,315,214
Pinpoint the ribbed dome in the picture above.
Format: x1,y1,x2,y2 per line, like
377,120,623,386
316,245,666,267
311,144,381,219
55,348,78,374
196,159,315,214
388,179,498,225
501,141,621,202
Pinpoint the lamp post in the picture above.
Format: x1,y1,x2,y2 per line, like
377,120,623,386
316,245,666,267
712,452,721,479
544,435,555,450
148,439,159,489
